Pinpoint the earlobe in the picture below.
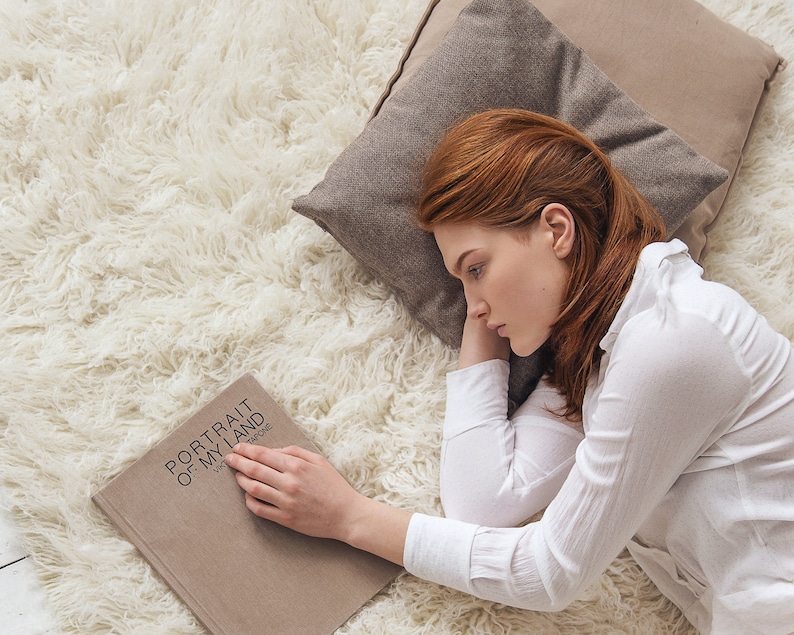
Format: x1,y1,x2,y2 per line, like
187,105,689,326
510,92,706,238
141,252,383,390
541,203,575,259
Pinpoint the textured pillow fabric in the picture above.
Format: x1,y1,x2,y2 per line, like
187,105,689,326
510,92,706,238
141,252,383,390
293,0,728,403
376,0,785,261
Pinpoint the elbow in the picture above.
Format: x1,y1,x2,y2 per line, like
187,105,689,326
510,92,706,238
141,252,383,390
537,588,579,613
440,478,511,525
466,564,583,614
501,570,585,614
440,481,546,528
440,453,575,528
440,488,495,526
462,525,589,613
517,563,591,613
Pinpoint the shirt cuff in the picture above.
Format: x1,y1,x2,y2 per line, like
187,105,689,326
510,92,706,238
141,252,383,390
403,513,479,594
445,359,510,438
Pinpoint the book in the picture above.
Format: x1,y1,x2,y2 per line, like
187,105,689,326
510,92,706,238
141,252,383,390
93,372,401,635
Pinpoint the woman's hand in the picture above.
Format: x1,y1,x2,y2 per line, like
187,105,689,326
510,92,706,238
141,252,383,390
458,316,511,369
226,443,361,540
226,443,411,565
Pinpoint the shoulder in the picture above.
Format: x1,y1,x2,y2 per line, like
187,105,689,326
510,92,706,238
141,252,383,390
619,306,735,361
590,308,752,436
615,247,760,364
607,292,754,408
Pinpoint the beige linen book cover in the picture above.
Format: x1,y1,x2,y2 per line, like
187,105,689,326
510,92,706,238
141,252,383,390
93,372,401,635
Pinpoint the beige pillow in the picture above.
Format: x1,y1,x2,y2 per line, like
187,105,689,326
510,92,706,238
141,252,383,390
293,0,732,404
376,0,785,261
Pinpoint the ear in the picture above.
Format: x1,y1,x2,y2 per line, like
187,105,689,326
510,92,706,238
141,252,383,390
540,203,575,259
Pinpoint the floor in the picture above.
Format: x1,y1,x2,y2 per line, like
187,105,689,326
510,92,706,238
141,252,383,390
0,493,61,635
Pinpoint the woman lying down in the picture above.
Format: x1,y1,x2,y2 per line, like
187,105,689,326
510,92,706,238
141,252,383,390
225,109,794,634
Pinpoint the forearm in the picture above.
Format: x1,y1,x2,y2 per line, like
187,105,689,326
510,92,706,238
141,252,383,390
441,363,581,526
440,359,515,523
342,494,412,566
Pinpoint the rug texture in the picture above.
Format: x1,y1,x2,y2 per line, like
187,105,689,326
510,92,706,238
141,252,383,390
1,0,792,633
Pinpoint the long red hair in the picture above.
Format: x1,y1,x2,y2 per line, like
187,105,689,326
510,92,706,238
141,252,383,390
416,109,666,419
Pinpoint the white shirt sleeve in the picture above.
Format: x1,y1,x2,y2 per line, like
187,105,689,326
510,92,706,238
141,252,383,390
440,359,584,526
404,311,750,611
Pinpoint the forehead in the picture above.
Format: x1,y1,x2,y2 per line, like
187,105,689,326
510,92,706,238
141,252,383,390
433,222,487,246
433,222,488,251
433,223,497,273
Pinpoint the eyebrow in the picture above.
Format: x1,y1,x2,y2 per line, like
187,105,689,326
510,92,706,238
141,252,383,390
452,249,478,277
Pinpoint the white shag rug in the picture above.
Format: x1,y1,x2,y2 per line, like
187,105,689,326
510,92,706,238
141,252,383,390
1,0,792,633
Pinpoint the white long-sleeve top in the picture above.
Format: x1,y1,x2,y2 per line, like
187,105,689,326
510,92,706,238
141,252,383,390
404,240,794,634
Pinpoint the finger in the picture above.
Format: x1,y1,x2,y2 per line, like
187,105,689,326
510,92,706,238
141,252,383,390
228,444,326,484
234,471,283,507
277,444,325,464
229,443,294,472
231,443,320,476
244,492,295,526
226,451,285,490
226,453,287,502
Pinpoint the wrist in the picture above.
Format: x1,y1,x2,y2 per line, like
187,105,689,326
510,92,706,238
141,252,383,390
338,491,373,545
458,317,510,369
342,495,410,566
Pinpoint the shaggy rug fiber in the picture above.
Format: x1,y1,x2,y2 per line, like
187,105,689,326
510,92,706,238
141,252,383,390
1,0,792,633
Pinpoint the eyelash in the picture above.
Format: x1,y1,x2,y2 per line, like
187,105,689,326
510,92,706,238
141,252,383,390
467,265,483,280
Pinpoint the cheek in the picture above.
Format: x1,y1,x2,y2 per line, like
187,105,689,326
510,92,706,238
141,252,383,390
534,262,570,311
514,279,564,331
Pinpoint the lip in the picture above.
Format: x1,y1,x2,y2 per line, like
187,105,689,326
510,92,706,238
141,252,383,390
486,322,507,336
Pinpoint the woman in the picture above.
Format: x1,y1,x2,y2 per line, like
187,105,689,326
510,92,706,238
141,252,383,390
226,110,794,634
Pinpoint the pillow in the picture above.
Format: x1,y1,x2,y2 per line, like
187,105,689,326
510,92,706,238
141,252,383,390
293,0,732,404
375,0,785,261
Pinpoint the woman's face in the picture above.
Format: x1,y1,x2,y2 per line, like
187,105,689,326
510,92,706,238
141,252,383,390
433,205,574,357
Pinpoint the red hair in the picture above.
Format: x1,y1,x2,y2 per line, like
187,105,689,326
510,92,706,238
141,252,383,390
416,109,666,419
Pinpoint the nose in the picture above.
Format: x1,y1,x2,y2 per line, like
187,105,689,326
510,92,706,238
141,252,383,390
466,293,489,321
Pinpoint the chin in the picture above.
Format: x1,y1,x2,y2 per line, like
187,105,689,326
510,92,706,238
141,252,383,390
509,342,539,358
509,336,548,358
